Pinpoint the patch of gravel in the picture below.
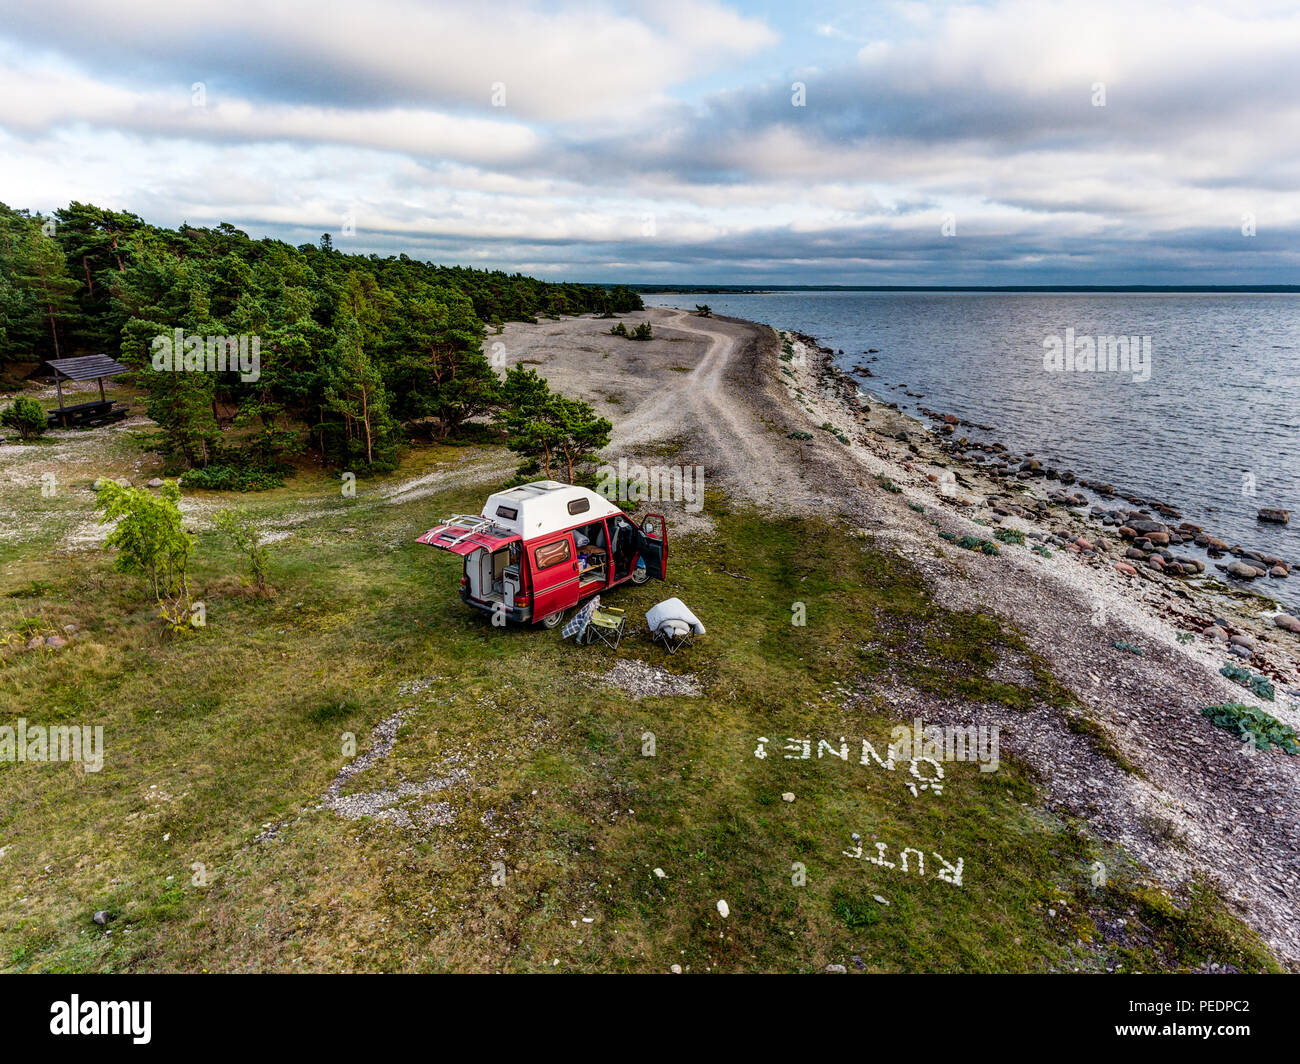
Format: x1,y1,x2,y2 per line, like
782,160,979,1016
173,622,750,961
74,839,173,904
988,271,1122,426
600,658,703,699
396,675,446,697
240,705,468,842
320,706,470,830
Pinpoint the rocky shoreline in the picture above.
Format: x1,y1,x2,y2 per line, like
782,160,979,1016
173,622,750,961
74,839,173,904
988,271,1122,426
837,338,1295,585
779,328,1300,697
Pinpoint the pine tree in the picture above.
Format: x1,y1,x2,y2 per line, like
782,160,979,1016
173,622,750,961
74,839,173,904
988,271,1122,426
14,226,81,359
321,311,399,470
550,396,612,483
498,365,561,479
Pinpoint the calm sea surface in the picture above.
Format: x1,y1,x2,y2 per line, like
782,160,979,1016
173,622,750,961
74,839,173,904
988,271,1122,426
644,291,1300,592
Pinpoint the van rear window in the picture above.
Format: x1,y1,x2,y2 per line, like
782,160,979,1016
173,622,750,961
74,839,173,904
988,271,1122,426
534,539,571,569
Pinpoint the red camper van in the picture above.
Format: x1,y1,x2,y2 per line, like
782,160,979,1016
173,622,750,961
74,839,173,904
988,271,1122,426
417,480,667,628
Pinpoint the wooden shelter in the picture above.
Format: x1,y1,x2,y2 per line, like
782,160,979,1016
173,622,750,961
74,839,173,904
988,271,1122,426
32,354,130,428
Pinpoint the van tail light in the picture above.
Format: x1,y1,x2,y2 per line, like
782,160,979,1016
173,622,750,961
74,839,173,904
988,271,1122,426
460,575,468,589
514,592,530,607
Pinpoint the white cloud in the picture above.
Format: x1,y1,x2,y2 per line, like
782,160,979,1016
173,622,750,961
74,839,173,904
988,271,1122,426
0,0,1296,280
0,0,778,122
0,59,538,163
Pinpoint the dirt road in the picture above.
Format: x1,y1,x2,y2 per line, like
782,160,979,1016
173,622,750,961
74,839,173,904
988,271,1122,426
500,306,836,522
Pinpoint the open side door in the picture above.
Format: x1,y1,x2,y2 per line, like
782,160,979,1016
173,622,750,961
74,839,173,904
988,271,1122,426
638,513,668,580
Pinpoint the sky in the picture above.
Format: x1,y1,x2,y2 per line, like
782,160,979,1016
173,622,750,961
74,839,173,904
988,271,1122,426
0,0,1297,285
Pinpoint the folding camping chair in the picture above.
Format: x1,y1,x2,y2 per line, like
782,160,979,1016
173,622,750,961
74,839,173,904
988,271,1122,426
562,597,599,642
583,604,626,650
650,616,694,654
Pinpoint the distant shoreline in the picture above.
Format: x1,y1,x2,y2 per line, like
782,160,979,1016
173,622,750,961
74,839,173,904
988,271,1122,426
628,285,1300,294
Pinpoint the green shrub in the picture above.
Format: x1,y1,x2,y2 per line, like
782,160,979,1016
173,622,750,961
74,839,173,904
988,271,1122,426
1219,662,1274,701
214,507,272,590
994,528,1025,545
1,396,47,440
1200,703,1298,754
182,463,286,492
607,320,652,339
954,535,999,555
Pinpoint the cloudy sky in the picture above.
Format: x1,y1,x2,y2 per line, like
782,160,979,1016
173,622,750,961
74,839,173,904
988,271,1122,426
1,0,1297,284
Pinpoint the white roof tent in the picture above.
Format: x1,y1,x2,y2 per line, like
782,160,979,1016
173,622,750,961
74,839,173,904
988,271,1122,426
481,481,622,539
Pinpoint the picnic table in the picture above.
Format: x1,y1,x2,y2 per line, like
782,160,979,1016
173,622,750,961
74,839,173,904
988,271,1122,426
32,354,130,429
46,400,128,429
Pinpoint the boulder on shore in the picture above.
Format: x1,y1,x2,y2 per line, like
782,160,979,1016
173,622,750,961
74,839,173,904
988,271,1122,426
1257,508,1290,525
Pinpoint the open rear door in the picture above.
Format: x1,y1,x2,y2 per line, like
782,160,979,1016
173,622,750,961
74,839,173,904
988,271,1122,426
417,516,518,556
638,513,668,579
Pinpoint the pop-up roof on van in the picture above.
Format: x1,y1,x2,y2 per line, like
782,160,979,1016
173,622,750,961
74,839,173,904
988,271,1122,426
481,481,622,539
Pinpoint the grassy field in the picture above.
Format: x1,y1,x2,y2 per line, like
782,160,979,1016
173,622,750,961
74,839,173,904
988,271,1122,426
0,429,1282,972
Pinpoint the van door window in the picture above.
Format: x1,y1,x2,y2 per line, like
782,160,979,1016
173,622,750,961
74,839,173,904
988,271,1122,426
534,539,572,569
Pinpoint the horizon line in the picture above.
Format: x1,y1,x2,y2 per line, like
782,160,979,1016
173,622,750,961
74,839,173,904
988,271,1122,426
616,284,1300,294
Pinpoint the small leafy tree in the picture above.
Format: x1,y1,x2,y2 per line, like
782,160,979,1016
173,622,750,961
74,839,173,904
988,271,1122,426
1,395,47,440
95,479,192,603
695,304,712,317
609,322,628,337
631,322,653,341
214,507,271,590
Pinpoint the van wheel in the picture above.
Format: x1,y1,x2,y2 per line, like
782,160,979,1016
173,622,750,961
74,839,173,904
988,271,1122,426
540,610,565,629
631,566,649,585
